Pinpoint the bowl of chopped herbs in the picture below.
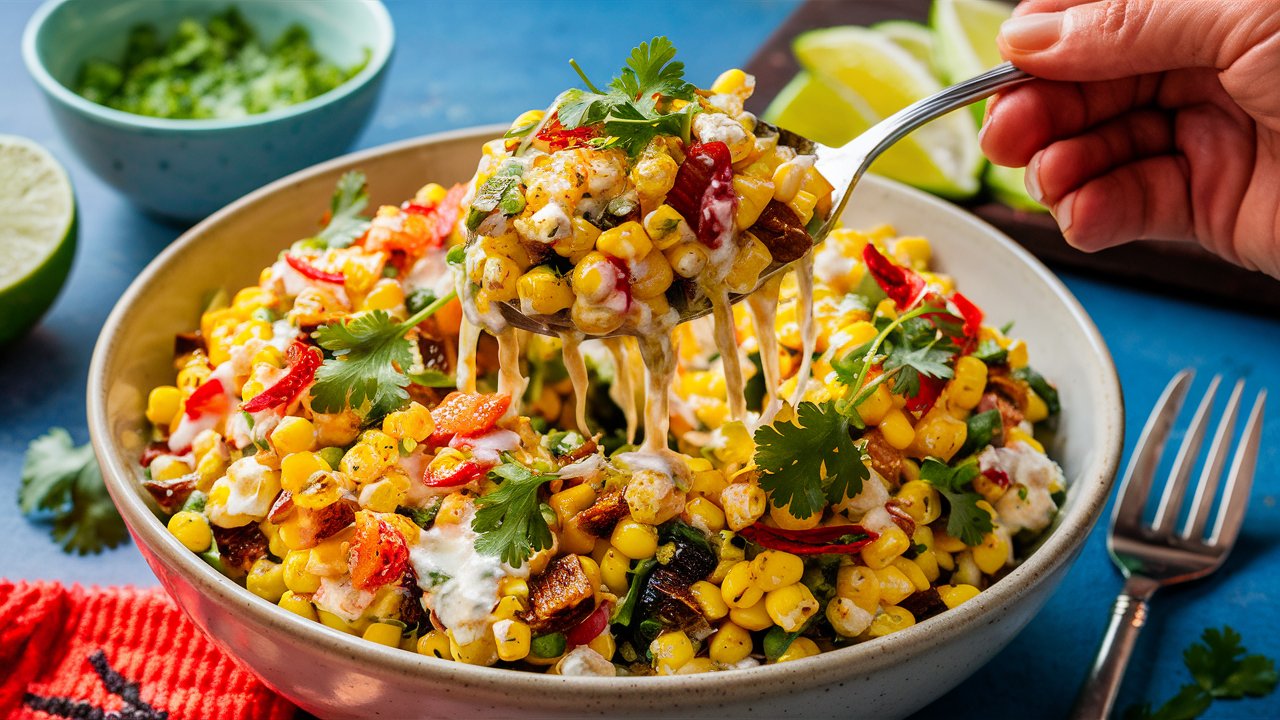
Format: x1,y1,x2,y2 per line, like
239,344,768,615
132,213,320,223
22,0,393,221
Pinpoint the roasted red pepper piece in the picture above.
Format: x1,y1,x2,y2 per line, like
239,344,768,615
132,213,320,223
184,378,227,419
738,523,879,555
982,467,1011,489
565,601,610,646
905,375,946,414
350,512,410,591
285,252,346,284
950,292,983,353
422,457,486,487
862,243,926,309
535,115,599,152
240,340,322,413
428,392,512,445
666,141,737,249
402,183,467,249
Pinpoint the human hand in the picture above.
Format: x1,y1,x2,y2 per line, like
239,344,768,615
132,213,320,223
980,0,1280,278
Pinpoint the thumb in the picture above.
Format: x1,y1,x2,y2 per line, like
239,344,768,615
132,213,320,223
997,0,1273,81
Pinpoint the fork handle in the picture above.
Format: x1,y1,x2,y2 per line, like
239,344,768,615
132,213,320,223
1070,575,1161,720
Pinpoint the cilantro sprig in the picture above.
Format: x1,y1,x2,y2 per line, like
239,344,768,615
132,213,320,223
918,458,993,546
753,401,869,518
472,457,556,567
19,428,128,555
315,171,371,249
1127,626,1277,720
831,303,958,428
311,289,456,420
556,36,700,156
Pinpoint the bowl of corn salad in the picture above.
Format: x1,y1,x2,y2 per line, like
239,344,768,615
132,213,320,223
88,50,1122,720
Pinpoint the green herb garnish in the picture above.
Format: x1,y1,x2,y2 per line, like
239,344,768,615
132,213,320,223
754,401,869,517
316,171,371,249
1014,366,1060,415
1126,627,1277,720
19,428,128,555
918,458,993,546
310,290,456,420
556,37,700,157
75,8,367,119
471,458,557,567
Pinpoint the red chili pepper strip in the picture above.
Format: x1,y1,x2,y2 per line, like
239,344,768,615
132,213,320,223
240,340,322,413
350,513,410,591
905,375,946,414
982,467,1011,489
565,602,610,646
285,252,346,284
428,392,512,445
184,378,227,419
950,292,984,352
422,458,485,488
738,523,879,555
862,244,926,309
535,115,599,152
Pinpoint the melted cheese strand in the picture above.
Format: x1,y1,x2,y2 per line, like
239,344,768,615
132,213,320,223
710,288,747,422
560,331,591,436
604,337,640,445
495,328,526,417
788,250,817,408
746,274,783,428
637,333,677,454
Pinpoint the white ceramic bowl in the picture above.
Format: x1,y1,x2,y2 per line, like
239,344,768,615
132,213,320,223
88,125,1123,719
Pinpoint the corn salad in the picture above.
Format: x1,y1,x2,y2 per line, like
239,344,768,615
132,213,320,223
139,44,1064,679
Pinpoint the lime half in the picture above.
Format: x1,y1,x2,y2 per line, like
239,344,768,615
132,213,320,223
0,136,77,344
777,26,983,199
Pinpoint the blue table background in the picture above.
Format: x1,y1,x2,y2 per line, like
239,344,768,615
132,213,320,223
2,1,1277,717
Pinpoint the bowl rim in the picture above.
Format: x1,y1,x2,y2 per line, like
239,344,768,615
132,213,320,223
88,124,1124,698
21,0,394,133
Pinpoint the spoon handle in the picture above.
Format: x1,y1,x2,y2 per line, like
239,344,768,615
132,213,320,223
846,62,1032,178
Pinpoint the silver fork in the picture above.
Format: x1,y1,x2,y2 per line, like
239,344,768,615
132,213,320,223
1071,370,1267,719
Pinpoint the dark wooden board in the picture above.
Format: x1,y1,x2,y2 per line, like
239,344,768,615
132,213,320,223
745,0,1280,315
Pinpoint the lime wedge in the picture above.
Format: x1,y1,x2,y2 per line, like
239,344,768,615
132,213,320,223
0,136,77,344
870,20,938,72
780,26,982,199
986,164,1045,212
931,0,1013,83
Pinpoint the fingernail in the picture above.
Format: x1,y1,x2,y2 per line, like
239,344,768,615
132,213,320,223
1000,12,1063,52
1054,193,1074,235
977,96,999,145
1025,151,1045,204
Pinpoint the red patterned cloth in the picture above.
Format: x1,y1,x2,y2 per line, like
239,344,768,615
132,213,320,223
0,581,294,720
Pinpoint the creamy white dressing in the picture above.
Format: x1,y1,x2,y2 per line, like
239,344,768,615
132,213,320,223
980,443,1063,534
709,289,746,422
556,646,616,676
745,274,783,427
410,511,526,645
456,313,481,394
313,576,377,623
495,328,527,416
450,428,522,466
560,331,591,435
604,337,640,445
268,258,351,306
787,251,818,408
168,363,240,452
206,455,279,527
637,333,678,453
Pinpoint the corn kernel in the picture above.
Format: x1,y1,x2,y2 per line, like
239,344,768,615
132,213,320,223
1006,427,1045,453
776,636,820,663
493,619,532,661
765,583,819,632
650,631,694,675
836,565,881,613
643,204,691,251
146,386,182,427
339,443,385,484
879,409,915,450
911,411,968,462
723,233,771,295
897,480,943,524
363,622,404,648
973,531,1011,575
665,241,708,279
281,451,330,494
720,561,764,609
1025,391,1050,423
720,483,766,531
611,520,658,560
600,548,630,596
728,596,773,631
691,580,730,621
860,525,911,570
1007,339,1029,369
283,550,321,594
750,551,805,592
711,68,752,97
709,621,752,664
682,496,726,534
449,630,498,666
768,502,822,531
628,249,674,300
517,266,575,315
571,252,621,302
415,181,451,205
271,416,316,455
867,605,916,637
855,383,894,426
278,591,318,621
827,596,874,637
733,175,775,229
556,217,600,261
597,221,651,261
167,511,212,552
772,161,806,203
948,356,988,411
938,584,981,609
417,630,453,659
363,279,405,312
787,190,818,225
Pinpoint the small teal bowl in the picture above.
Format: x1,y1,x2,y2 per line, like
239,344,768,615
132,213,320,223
22,0,394,221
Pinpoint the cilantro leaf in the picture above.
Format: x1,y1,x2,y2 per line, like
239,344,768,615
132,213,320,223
465,160,524,231
608,36,697,110
1014,366,1060,415
317,171,371,249
472,460,556,567
918,458,993,546
312,310,414,419
884,342,954,398
957,409,1002,457
310,291,457,420
1185,626,1279,698
1124,685,1213,720
754,401,867,518
19,428,128,555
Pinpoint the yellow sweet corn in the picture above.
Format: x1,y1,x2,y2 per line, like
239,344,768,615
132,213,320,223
517,266,575,315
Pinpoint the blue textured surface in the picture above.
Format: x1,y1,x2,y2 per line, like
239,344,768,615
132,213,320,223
1,1,1277,718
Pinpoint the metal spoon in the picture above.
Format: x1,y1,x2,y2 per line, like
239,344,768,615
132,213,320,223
495,62,1033,338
